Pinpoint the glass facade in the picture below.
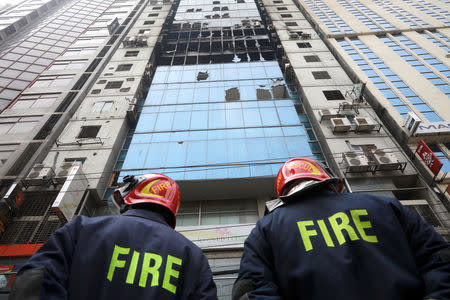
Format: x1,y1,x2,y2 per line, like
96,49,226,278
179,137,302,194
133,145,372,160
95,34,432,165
0,0,114,109
337,37,443,121
379,34,449,98
119,61,315,180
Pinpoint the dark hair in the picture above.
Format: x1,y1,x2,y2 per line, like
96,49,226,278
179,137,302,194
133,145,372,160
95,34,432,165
127,203,175,226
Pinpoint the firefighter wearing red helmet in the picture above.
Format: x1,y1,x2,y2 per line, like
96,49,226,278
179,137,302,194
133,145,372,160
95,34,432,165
10,173,218,300
233,157,450,300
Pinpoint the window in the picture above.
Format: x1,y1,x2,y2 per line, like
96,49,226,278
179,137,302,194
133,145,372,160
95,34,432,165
0,116,41,135
277,7,288,10
312,71,331,79
32,74,75,88
124,50,139,57
281,14,292,18
176,199,258,226
11,93,60,109
105,81,123,89
77,125,101,138
304,55,320,62
116,64,132,71
148,13,158,17
323,90,345,100
297,42,312,48
92,101,113,112
0,144,18,167
285,22,297,26
152,6,162,10
64,157,86,164
48,60,87,71
144,20,155,25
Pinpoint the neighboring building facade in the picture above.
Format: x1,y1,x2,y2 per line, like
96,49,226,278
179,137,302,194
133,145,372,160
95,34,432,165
0,0,448,298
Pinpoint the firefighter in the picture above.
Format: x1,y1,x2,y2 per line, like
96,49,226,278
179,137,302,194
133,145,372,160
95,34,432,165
10,173,217,300
233,157,450,300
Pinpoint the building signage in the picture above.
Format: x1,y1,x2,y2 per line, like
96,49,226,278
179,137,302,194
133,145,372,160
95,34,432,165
179,224,254,249
415,121,450,135
416,140,443,176
52,162,88,223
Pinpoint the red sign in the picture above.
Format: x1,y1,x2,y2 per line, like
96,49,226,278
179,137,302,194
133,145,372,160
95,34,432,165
416,140,443,176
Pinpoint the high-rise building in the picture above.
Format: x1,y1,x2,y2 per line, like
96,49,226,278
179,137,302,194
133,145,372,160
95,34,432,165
0,0,448,298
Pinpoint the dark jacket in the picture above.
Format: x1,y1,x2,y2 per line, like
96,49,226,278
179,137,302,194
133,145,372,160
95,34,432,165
235,190,450,300
10,209,217,300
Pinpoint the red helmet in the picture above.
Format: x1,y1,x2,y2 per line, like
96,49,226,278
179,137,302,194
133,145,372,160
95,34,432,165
113,173,181,228
276,157,343,197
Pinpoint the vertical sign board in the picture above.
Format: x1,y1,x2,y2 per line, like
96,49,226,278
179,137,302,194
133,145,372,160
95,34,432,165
52,163,88,223
107,17,119,35
416,140,443,176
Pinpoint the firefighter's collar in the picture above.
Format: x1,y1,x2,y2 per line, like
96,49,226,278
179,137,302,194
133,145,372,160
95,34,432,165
265,180,333,214
122,208,170,227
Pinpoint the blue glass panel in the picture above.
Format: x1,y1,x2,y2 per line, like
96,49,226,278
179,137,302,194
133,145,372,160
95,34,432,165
178,88,194,103
190,111,208,130
208,129,227,140
380,89,397,98
414,104,432,111
260,107,280,126
136,114,157,132
227,138,248,163
245,128,264,138
250,164,273,177
228,166,251,178
397,87,416,97
122,144,148,169
243,109,262,127
226,109,244,128
145,90,164,105
263,127,283,137
285,136,312,157
226,128,245,139
394,105,411,114
277,106,300,125
172,111,191,131
267,137,289,160
422,112,443,122
186,140,207,165
154,112,174,131
388,98,404,105
208,110,226,129
207,167,228,179
207,139,227,164
162,89,179,104
145,143,169,168
246,138,268,160
166,143,187,167
408,97,423,104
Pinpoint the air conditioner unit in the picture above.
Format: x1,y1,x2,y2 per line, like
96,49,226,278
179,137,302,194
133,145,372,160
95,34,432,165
126,98,138,124
301,33,311,39
343,152,370,172
373,150,400,171
355,117,376,131
318,108,339,121
55,161,78,184
289,32,299,40
24,164,55,186
403,111,421,135
331,117,351,132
